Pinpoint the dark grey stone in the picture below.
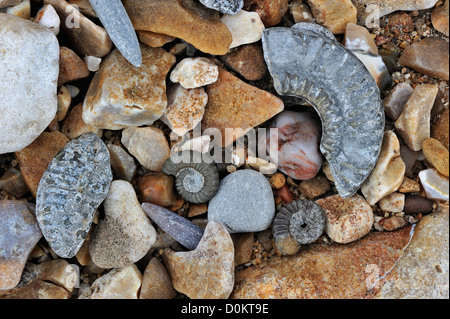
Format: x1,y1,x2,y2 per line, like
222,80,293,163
36,133,112,259
262,23,385,198
199,0,243,15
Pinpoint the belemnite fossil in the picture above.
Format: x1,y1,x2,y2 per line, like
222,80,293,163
162,151,220,204
36,133,112,259
262,23,385,198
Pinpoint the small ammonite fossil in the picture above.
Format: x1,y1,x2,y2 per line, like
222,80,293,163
273,199,326,248
162,151,220,204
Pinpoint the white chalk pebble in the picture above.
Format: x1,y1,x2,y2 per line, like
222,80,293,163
34,4,60,35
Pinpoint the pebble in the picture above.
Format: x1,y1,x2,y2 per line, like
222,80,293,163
246,156,278,175
344,23,378,55
61,103,103,140
137,172,178,208
298,175,331,199
352,0,439,25
121,126,170,171
170,57,219,89
269,172,286,190
232,233,254,266
0,0,20,8
45,0,112,57
419,169,449,201
432,0,449,36
142,203,204,251
68,0,96,17
38,259,79,292
83,46,176,130
395,84,439,152
383,82,414,120
221,10,265,49
15,131,69,198
422,138,449,176
200,0,243,15
0,201,42,290
139,258,177,299
79,265,142,299
398,37,449,81
382,216,407,232
4,0,29,19
432,108,449,150
107,144,137,183
220,43,267,81
162,221,235,299
89,180,156,269
137,31,175,48
123,0,232,55
0,169,29,198
36,133,112,259
0,13,59,155
83,56,101,72
399,177,421,193
208,169,275,233
404,195,435,215
243,0,289,27
316,194,374,244
34,4,60,35
388,11,414,37
232,226,413,298
267,111,323,181
56,86,72,122
290,0,316,23
379,192,405,213
188,203,209,217
58,46,90,86
362,131,406,206
160,84,208,137
202,67,284,147
307,0,357,34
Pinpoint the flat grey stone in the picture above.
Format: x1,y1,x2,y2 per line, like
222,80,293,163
208,169,275,233
262,23,385,198
200,0,243,15
0,13,59,154
36,133,112,259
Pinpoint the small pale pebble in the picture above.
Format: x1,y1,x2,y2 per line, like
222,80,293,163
83,56,101,72
246,156,278,175
38,259,79,292
160,84,208,137
398,177,421,193
361,131,406,206
139,258,177,299
170,57,219,89
56,86,72,122
344,23,378,55
382,216,407,232
89,181,157,269
422,138,449,177
379,192,405,213
121,126,170,171
107,144,137,182
0,200,42,290
176,136,211,154
418,169,449,201
65,85,80,98
34,4,60,35
396,85,438,152
221,10,265,49
267,111,323,181
307,0,357,34
316,194,374,244
383,82,414,120
404,195,435,215
162,221,235,299
61,103,103,140
79,265,143,299
137,172,178,208
6,0,29,19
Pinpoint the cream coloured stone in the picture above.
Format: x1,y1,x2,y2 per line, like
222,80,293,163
221,10,265,49
361,131,406,205
307,0,357,34
160,84,208,137
83,56,101,72
379,192,405,213
39,260,79,292
419,169,449,201
34,4,60,35
170,57,219,89
395,85,438,151
78,265,143,299
6,0,29,19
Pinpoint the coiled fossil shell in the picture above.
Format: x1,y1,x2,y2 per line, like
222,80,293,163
273,199,326,246
162,151,220,204
262,23,385,198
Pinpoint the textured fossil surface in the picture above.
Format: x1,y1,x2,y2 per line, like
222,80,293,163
262,23,385,198
36,133,112,259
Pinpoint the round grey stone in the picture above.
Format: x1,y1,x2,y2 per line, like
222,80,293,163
208,169,275,233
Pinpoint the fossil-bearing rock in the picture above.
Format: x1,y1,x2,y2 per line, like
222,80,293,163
36,133,112,259
200,0,243,15
262,23,384,198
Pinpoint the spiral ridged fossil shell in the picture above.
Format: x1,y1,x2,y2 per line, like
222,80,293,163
262,23,385,198
162,151,220,204
273,199,326,246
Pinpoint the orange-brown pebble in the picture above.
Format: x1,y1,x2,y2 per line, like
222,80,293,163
269,172,286,190
137,172,178,208
422,138,449,176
